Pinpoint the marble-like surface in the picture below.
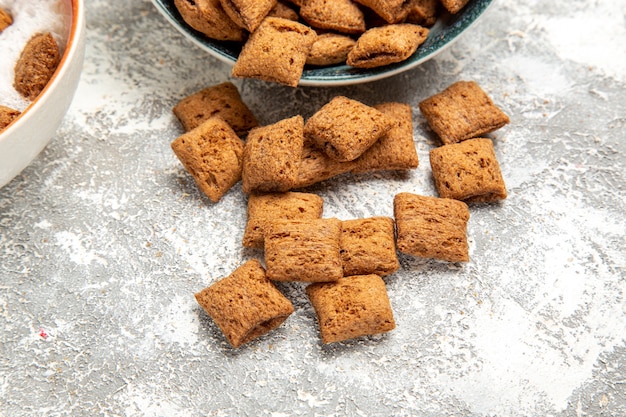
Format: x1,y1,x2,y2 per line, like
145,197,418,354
1,0,625,416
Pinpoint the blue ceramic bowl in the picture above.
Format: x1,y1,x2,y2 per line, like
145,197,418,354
151,0,493,86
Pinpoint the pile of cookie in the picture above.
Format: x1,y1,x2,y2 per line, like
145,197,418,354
0,5,61,132
173,0,473,87
169,79,509,347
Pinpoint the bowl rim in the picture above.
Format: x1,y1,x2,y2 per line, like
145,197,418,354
150,0,494,87
0,0,85,140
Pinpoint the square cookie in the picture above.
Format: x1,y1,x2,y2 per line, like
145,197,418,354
351,102,419,173
346,24,429,69
243,192,324,248
172,82,258,136
242,115,304,194
195,259,294,348
293,143,355,188
171,117,245,203
220,0,277,32
232,17,317,87
265,218,343,282
394,192,470,262
304,96,393,162
430,138,507,202
306,274,396,344
419,80,510,145
340,217,399,276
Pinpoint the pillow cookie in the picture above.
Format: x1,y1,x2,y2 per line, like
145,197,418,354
0,7,12,33
220,0,277,32
406,0,439,27
292,143,355,189
419,80,510,145
243,192,324,248
195,259,294,348
306,274,396,344
170,117,245,203
347,24,429,69
394,192,470,262
172,82,258,136
0,105,20,132
265,218,343,282
13,32,60,100
441,0,470,14
173,0,246,42
429,137,507,203
242,115,304,194
304,96,393,162
300,0,366,35
306,33,357,67
232,17,317,87
340,217,399,277
352,0,414,23
352,102,418,173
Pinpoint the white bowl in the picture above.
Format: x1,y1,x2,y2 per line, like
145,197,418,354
0,0,86,189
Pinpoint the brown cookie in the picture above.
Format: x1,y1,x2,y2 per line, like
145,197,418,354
304,96,393,162
340,217,399,276
406,0,439,27
394,192,470,262
173,0,246,42
13,33,60,101
306,33,356,66
220,0,277,32
429,137,507,203
265,218,343,282
306,274,396,344
232,17,317,87
243,192,324,248
170,117,245,203
0,105,20,132
0,7,13,33
293,143,355,189
300,0,366,35
242,115,304,193
418,80,510,145
268,0,299,21
347,24,429,69
195,259,294,348
352,0,414,23
172,82,258,136
351,102,418,173
441,0,470,14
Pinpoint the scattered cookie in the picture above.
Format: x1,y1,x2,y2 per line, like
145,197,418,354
292,143,355,189
13,32,60,101
430,137,507,203
172,82,258,136
441,0,470,14
306,274,396,344
220,0,277,32
347,23,429,69
352,0,414,23
0,105,20,132
232,17,317,87
304,96,393,162
242,115,304,194
306,33,356,66
406,0,439,27
351,102,418,173
171,116,245,203
419,80,510,145
340,217,399,277
173,0,246,42
394,192,470,262
0,7,12,33
243,192,324,248
300,0,366,35
265,218,343,282
195,259,294,348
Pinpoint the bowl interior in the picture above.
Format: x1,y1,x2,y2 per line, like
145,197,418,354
151,0,493,86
